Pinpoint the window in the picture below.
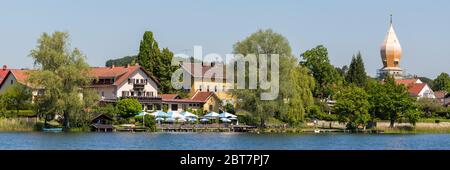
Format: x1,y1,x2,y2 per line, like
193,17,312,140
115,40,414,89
171,104,178,111
130,92,134,96
122,91,126,96
146,92,150,97
214,86,217,92
207,85,210,92
101,91,104,97
10,80,13,85
145,79,148,84
199,85,202,91
209,105,213,111
128,78,131,84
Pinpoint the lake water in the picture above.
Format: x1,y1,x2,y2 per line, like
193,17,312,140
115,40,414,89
0,132,450,150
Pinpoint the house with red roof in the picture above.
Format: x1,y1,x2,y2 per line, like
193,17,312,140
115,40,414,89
395,78,435,99
156,91,221,113
0,67,39,94
434,91,450,107
0,63,223,113
87,64,160,101
179,62,234,105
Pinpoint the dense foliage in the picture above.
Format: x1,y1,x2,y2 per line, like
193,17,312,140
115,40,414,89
345,52,367,87
28,31,99,129
116,98,142,118
433,72,450,92
232,29,315,127
300,45,343,98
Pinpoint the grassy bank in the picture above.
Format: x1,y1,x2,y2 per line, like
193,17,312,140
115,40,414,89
0,118,37,131
375,126,450,134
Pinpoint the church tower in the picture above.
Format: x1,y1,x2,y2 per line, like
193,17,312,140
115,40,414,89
378,15,403,79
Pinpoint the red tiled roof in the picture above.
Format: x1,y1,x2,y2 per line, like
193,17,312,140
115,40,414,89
89,65,159,86
191,91,215,102
434,91,448,99
11,69,34,86
395,79,420,86
159,94,179,100
0,69,9,85
408,83,427,96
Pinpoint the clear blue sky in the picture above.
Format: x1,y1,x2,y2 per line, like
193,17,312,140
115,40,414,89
1,0,449,78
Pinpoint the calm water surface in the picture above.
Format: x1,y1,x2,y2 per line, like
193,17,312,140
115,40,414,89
0,132,449,150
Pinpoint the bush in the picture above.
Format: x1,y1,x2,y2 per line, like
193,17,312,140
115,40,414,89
116,98,142,118
236,111,259,126
135,115,157,131
307,105,337,121
0,110,36,118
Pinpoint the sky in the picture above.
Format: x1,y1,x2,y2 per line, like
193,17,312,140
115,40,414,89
0,0,449,78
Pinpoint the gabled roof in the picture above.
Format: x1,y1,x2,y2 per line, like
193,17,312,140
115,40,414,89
159,91,220,104
89,65,160,86
395,79,421,87
159,94,180,100
191,91,220,102
408,83,427,96
0,68,9,85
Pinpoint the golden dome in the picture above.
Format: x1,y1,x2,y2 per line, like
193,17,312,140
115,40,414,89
380,15,402,69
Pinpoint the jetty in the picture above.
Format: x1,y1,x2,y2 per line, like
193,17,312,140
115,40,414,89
157,124,257,132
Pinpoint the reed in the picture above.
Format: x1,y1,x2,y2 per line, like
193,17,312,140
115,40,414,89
0,118,36,131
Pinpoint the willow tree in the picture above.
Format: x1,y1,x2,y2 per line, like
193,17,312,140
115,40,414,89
232,29,315,127
28,31,98,129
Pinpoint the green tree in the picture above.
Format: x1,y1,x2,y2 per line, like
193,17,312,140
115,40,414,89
224,102,235,114
346,52,367,87
105,55,137,67
2,84,32,113
335,85,371,130
116,98,142,118
366,76,416,127
433,72,450,92
404,109,422,126
232,29,315,127
137,31,177,94
300,45,343,98
28,31,97,129
93,104,118,119
416,98,443,117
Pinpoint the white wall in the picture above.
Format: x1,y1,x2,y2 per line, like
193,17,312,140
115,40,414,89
0,73,17,94
116,69,158,97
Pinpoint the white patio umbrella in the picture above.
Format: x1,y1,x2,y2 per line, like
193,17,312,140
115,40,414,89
182,111,198,118
219,112,237,118
204,112,220,118
151,110,168,118
155,117,164,124
167,111,185,119
220,117,232,123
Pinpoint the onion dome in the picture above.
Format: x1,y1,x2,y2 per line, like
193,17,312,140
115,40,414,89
380,15,402,69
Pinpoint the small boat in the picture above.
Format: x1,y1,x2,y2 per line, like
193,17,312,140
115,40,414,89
314,129,321,133
43,128,63,132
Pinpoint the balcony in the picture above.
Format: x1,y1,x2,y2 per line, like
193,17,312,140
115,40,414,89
133,83,145,89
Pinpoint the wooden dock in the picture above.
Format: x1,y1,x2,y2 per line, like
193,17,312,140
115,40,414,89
157,124,257,132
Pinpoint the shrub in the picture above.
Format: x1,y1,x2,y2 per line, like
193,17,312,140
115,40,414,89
116,98,142,118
